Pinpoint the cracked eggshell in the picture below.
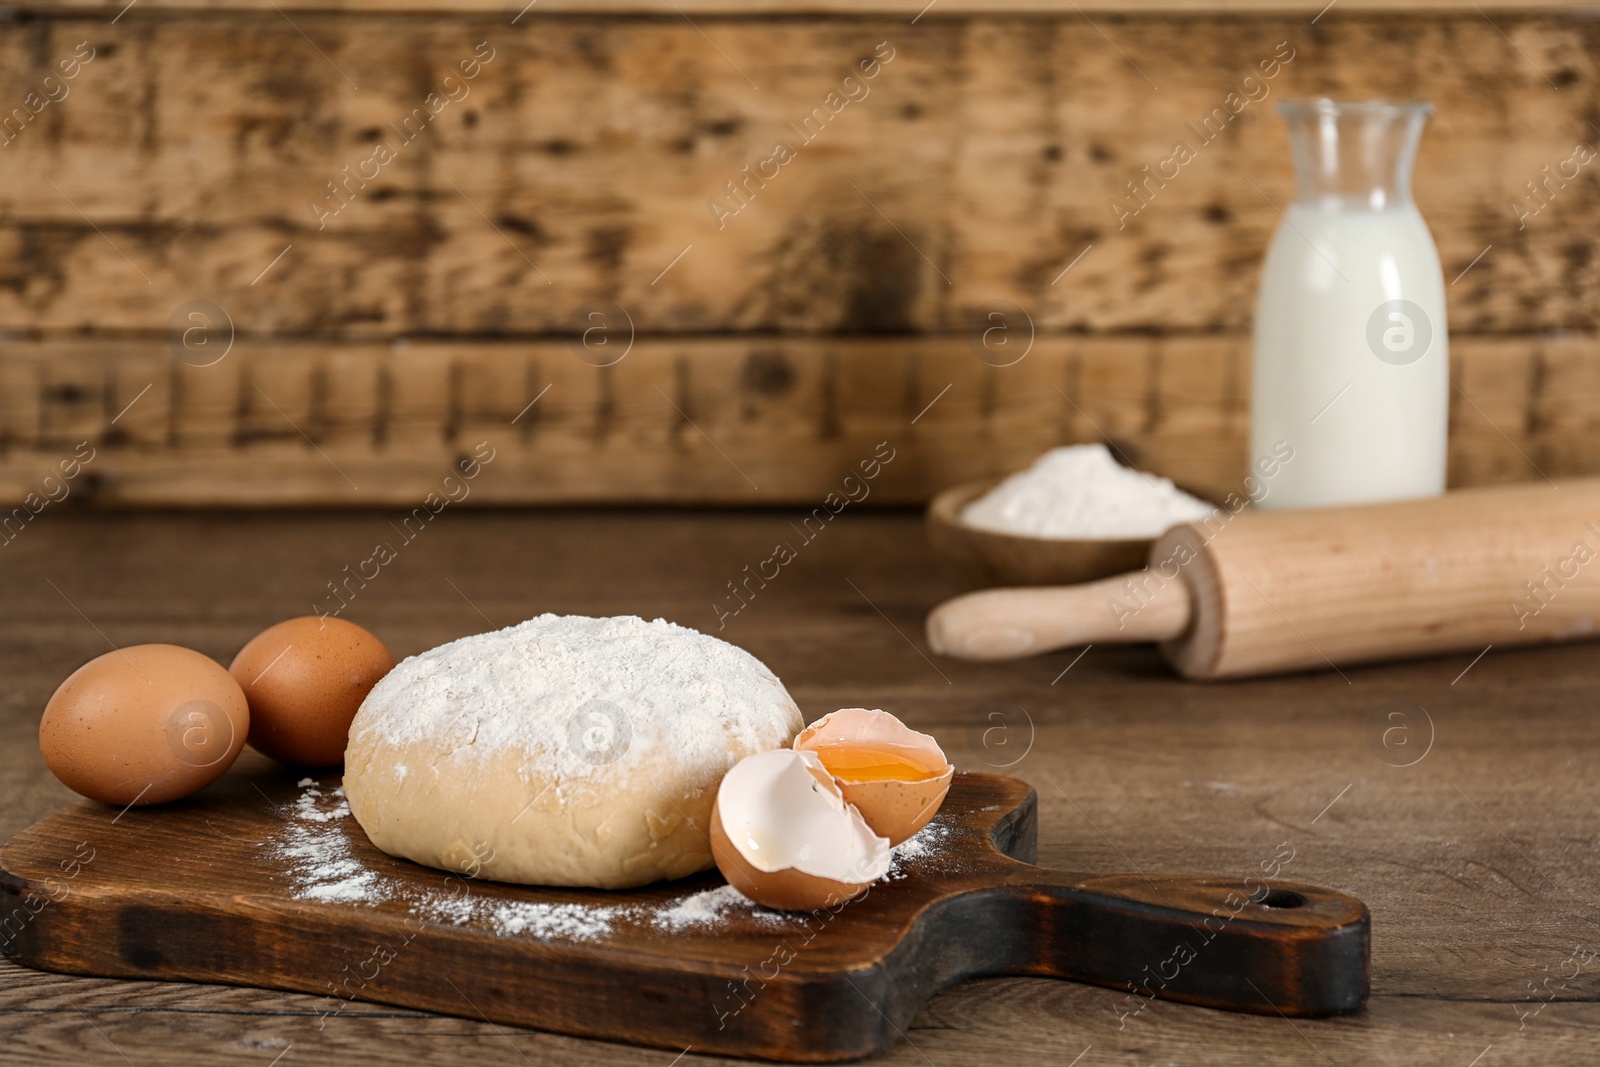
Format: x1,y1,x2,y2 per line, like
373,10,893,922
794,708,954,845
709,749,890,912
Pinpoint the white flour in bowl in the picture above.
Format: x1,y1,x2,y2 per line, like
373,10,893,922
961,444,1215,539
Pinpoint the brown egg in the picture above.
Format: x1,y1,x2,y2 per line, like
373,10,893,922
793,708,954,845
39,644,250,806
229,616,394,767
710,749,889,912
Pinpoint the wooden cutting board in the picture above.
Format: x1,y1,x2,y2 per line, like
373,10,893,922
0,768,1369,1062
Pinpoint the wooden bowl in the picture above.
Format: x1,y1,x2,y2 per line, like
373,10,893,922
926,478,1153,588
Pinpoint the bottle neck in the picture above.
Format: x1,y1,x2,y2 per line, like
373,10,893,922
1281,100,1431,211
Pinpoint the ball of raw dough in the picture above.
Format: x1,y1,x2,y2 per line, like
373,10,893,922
342,614,803,889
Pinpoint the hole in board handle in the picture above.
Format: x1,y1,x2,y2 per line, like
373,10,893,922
1253,889,1307,910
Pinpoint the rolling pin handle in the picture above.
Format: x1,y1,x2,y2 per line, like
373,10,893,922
926,571,1193,662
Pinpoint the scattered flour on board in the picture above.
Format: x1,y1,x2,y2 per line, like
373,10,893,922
652,884,787,931
493,901,626,940
960,443,1216,539
267,779,626,940
415,888,478,925
266,779,958,939
881,820,953,882
271,782,394,903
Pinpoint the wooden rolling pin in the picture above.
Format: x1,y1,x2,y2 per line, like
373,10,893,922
926,479,1600,678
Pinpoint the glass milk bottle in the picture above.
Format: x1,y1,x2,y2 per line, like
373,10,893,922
1251,100,1448,510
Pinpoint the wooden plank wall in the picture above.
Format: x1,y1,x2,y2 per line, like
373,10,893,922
0,5,1595,504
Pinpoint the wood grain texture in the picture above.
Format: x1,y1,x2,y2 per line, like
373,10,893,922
0,15,1592,337
0,771,1368,1061
0,509,1598,1064
0,335,1591,506
0,10,1595,504
10,0,1600,13
1157,478,1600,677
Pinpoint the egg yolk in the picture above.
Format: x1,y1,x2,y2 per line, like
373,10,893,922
811,742,944,783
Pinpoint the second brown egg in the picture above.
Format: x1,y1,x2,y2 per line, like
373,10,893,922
229,616,395,767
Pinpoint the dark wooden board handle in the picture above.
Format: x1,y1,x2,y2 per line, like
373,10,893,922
999,867,1368,1016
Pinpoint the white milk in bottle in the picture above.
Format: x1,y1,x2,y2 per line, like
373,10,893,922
1251,100,1448,510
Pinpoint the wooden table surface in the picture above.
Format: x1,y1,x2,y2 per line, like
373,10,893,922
2,508,1596,1066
